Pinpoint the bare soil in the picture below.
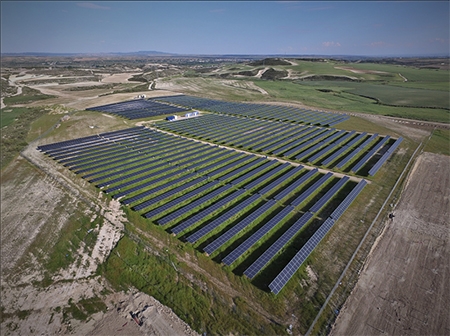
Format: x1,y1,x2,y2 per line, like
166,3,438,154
331,152,450,335
0,151,198,335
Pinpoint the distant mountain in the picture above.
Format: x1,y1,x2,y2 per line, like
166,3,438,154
1,50,177,57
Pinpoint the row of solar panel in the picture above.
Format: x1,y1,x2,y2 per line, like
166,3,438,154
153,95,349,126
156,114,398,174
368,137,403,176
268,179,367,294
86,99,189,120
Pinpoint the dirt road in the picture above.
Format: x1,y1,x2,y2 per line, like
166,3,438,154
331,152,450,335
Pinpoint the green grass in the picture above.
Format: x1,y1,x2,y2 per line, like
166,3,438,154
423,129,450,155
253,80,450,123
298,80,449,110
26,113,63,142
3,86,56,105
103,234,285,335
1,106,50,169
1,107,29,127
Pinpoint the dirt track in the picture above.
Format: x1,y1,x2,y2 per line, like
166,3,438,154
331,152,450,335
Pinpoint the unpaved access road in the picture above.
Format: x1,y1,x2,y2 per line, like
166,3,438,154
331,152,450,335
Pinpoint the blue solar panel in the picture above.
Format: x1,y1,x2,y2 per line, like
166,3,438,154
203,199,278,255
368,137,403,176
185,194,261,243
307,131,355,163
350,136,390,173
143,181,219,219
268,217,335,294
117,170,188,202
334,133,378,169
229,160,277,186
217,157,266,182
132,176,206,211
170,189,246,234
243,162,291,190
309,176,349,213
290,172,333,207
157,184,234,225
273,169,318,201
222,205,295,266
258,165,304,195
244,211,314,279
330,180,367,220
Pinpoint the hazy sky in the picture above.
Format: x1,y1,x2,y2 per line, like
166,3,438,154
1,1,449,56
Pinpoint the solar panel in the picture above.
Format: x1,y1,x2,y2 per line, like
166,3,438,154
368,137,403,176
143,181,219,219
222,205,295,266
103,163,177,192
244,212,314,279
330,179,367,220
229,160,277,186
132,176,206,211
273,169,318,201
334,134,377,169
243,162,291,190
290,172,333,207
309,176,349,213
157,184,233,225
350,136,390,173
268,217,335,294
185,194,261,243
306,130,351,163
203,199,278,255
170,189,246,234
217,157,266,182
258,165,304,195
117,170,189,202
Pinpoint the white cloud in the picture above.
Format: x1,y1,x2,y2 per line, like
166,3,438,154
77,2,110,10
322,41,341,48
369,41,387,48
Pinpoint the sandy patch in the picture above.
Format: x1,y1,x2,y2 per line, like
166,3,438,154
101,73,141,84
334,66,388,74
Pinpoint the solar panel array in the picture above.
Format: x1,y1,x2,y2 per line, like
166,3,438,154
368,137,403,176
39,116,398,294
222,205,296,266
86,99,189,120
153,95,349,126
154,113,394,174
269,179,367,294
350,136,391,173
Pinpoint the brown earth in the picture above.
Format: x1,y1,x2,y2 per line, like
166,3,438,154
0,153,199,335
331,152,450,335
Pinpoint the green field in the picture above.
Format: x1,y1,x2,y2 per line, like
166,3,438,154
253,80,449,123
423,129,450,155
3,86,56,106
177,59,450,124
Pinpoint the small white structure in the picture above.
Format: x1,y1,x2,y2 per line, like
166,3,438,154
185,111,199,118
166,115,178,121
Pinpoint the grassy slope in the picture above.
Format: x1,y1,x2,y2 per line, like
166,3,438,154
3,86,56,105
254,80,449,123
200,59,450,123
423,129,450,156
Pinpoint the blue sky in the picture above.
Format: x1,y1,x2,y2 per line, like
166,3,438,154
1,1,449,56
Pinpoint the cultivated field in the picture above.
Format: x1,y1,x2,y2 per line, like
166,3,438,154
331,152,450,335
